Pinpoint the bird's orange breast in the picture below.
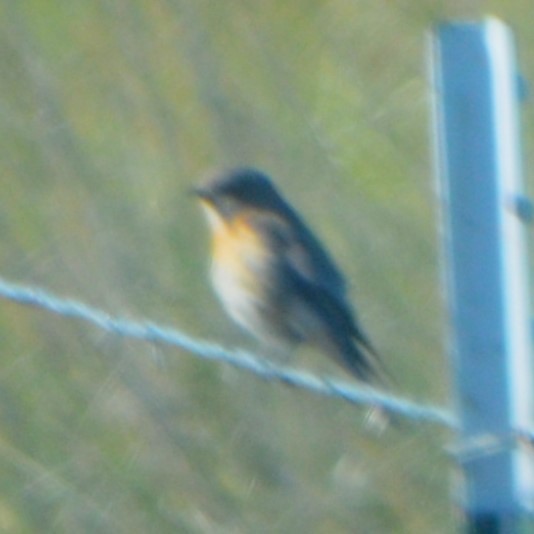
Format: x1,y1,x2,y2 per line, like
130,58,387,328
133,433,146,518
206,212,275,338
211,213,270,281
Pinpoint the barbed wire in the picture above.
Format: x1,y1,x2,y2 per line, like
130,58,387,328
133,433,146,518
4,276,534,449
0,276,455,428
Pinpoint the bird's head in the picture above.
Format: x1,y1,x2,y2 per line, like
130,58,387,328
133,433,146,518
192,167,286,225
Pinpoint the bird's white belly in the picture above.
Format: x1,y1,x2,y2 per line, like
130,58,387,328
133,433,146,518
211,259,272,341
206,209,282,343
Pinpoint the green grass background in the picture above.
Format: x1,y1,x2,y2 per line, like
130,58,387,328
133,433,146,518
0,1,532,532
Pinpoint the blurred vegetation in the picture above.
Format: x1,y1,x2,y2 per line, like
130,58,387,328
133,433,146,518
0,0,532,532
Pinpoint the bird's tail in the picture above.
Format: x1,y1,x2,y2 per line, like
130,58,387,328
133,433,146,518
339,336,407,430
337,333,392,389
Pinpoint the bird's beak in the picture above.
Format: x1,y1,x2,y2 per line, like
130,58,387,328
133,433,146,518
189,185,212,202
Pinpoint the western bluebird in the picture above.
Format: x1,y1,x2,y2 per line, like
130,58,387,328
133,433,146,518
193,167,386,385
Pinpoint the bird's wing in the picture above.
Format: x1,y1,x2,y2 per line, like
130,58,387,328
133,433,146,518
292,270,377,354
293,274,392,384
251,210,348,298
249,212,389,382
249,212,366,342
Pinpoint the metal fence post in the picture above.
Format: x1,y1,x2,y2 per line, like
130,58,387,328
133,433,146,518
430,18,534,532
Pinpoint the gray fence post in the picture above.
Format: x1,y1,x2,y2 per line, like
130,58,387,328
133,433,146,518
430,18,534,532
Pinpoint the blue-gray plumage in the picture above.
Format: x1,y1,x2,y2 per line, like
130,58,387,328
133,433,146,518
193,167,385,384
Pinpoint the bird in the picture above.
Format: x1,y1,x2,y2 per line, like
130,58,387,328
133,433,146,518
192,167,386,385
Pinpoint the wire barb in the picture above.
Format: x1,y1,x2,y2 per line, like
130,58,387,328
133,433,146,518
0,276,456,428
